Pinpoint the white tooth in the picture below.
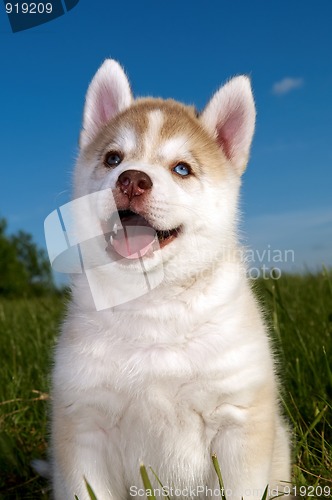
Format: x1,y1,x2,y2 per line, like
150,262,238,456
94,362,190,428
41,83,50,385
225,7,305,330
113,223,118,234
110,235,114,245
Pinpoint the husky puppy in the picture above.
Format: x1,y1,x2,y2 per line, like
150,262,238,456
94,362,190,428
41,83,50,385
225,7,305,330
51,59,291,499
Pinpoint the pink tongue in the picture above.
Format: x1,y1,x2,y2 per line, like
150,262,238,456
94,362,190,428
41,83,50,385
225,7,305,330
112,221,157,260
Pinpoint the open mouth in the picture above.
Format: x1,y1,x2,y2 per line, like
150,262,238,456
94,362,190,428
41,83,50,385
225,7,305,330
102,210,180,260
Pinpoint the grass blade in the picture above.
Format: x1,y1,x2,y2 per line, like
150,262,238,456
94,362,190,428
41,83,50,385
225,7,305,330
323,346,332,389
297,404,328,449
322,265,332,296
149,466,171,500
212,454,226,499
140,463,156,500
84,477,98,500
260,485,269,500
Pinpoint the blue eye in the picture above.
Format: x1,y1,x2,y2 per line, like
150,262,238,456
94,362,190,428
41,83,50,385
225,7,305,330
172,163,191,177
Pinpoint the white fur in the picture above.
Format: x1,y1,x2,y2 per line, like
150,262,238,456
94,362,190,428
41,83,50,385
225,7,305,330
51,60,291,500
111,125,138,156
142,110,164,160
158,135,195,164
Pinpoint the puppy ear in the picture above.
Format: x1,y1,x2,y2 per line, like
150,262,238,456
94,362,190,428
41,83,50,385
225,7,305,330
200,76,256,175
80,59,133,148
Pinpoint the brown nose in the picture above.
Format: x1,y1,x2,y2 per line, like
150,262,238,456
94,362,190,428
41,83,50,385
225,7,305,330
117,170,153,199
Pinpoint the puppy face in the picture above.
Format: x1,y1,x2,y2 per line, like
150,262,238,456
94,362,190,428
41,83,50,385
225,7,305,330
73,60,255,284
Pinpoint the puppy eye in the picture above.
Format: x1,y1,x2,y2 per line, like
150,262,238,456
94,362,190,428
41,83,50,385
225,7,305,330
172,163,191,177
104,151,123,167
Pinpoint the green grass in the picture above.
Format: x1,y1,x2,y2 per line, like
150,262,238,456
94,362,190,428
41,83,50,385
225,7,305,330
254,271,332,486
0,273,331,499
0,296,65,499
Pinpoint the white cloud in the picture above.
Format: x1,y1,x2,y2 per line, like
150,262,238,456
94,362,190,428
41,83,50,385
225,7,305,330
272,77,304,95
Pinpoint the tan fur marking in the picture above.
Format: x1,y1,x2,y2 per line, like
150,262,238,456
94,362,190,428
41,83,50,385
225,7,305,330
83,98,227,181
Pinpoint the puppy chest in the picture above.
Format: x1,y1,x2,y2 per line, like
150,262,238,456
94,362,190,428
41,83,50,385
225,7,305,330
116,381,236,450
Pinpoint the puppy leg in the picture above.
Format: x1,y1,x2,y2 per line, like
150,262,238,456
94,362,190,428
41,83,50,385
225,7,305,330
211,405,290,499
269,417,292,497
52,410,124,500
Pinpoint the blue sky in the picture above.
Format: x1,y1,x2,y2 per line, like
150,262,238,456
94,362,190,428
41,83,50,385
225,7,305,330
1,0,331,276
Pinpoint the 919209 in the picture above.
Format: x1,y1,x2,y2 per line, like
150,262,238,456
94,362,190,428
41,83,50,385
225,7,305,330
6,2,53,14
